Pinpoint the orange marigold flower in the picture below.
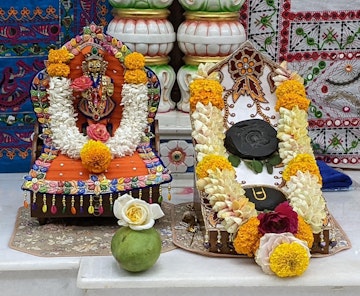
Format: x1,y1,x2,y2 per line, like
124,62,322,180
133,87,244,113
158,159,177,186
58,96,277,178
275,92,310,112
275,79,306,100
295,215,314,248
124,52,146,70
189,78,224,112
48,48,71,64
46,63,70,77
80,140,112,173
282,153,322,184
124,69,148,84
233,217,261,257
196,154,234,179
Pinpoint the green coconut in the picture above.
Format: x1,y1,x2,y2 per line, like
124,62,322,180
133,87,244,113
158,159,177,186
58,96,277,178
111,226,162,272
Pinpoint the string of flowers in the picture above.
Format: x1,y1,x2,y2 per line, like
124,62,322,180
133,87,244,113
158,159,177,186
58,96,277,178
46,48,149,172
190,63,257,234
275,62,326,234
189,61,327,277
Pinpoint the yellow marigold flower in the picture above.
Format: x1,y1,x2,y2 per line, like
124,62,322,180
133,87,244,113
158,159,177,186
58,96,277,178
233,217,261,257
189,79,224,112
46,63,70,77
295,215,314,248
124,69,148,84
196,154,234,179
275,92,310,112
282,153,322,184
124,52,146,70
269,242,310,277
80,140,112,173
48,48,71,64
275,80,306,99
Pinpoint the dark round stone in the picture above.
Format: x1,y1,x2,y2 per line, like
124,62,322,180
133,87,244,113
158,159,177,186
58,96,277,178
224,119,279,159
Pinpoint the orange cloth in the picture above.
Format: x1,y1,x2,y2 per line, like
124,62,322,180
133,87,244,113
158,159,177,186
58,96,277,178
45,152,149,181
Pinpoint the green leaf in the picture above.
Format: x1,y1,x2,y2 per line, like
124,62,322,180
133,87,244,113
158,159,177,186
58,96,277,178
266,162,273,174
228,154,241,167
268,154,282,166
252,159,263,174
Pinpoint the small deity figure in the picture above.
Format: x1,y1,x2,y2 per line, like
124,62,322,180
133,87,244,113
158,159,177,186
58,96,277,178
72,46,115,135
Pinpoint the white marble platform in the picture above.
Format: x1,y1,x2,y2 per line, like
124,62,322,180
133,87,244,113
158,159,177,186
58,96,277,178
1,170,360,296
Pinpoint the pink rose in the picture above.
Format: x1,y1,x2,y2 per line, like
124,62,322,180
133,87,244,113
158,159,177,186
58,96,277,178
258,202,298,235
71,76,93,92
87,123,110,142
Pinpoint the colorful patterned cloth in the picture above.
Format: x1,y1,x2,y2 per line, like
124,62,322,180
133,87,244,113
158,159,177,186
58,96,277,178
241,0,360,168
0,0,111,172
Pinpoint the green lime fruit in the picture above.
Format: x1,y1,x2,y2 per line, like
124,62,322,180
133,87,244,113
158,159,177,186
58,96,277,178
111,226,162,272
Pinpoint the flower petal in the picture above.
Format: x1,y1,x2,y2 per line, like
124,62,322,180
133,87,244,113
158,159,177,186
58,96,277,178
150,204,165,220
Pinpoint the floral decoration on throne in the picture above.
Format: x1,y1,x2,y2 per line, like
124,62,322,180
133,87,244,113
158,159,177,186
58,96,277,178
22,24,171,218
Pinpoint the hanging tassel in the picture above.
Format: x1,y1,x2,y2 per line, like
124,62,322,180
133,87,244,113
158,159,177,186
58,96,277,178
80,195,84,214
98,195,104,215
32,192,37,211
167,183,172,201
88,195,94,214
62,195,66,214
23,192,29,209
71,196,77,215
109,193,113,212
148,187,153,204
158,186,163,203
50,194,57,214
42,194,47,213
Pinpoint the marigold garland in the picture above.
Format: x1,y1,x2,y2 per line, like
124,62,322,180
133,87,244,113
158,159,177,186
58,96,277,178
48,48,72,64
124,52,146,70
80,140,112,173
46,63,70,77
275,92,310,112
233,217,262,256
269,242,310,277
282,153,322,184
295,215,314,248
124,69,148,84
195,154,234,179
275,80,306,100
189,79,224,112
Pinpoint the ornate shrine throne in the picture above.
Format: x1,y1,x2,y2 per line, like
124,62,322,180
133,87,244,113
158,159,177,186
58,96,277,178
22,24,172,223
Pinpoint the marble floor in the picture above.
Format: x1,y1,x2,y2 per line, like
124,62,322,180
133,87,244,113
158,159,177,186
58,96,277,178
1,171,360,296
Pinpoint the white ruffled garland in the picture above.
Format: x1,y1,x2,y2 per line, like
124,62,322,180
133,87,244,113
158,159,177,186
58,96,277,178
47,76,149,159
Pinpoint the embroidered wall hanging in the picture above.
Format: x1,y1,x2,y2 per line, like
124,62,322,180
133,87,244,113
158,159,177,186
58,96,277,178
241,0,360,168
0,0,111,173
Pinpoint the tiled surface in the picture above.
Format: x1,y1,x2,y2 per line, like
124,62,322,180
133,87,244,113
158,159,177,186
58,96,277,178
1,171,360,295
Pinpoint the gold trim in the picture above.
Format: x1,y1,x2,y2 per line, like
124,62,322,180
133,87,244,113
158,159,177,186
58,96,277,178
183,55,227,66
184,11,239,21
145,56,170,66
251,187,267,201
112,8,170,19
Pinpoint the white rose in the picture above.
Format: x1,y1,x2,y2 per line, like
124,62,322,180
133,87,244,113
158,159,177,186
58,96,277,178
113,194,164,230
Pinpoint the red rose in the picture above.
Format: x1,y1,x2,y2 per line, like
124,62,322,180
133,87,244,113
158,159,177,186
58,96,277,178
257,201,298,235
71,76,93,92
86,123,110,142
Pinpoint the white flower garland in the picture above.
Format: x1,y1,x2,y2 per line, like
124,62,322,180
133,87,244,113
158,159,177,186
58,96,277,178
48,76,149,159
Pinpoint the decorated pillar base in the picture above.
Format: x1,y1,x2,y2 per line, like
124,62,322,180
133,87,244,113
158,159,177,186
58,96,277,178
106,8,176,112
